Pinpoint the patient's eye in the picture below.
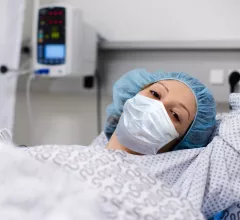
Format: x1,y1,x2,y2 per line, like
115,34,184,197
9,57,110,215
171,110,180,122
150,90,161,100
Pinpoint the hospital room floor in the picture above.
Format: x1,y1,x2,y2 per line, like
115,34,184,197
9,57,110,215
13,92,229,146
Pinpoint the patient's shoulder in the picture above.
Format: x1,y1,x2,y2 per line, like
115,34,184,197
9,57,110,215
89,132,108,148
229,93,240,112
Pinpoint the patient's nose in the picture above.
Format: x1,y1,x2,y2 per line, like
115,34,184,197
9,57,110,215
161,99,171,110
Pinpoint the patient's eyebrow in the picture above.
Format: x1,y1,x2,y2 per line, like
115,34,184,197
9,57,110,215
157,82,169,93
178,102,190,120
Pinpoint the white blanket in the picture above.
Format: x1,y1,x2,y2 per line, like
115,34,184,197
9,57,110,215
0,141,203,220
0,142,103,220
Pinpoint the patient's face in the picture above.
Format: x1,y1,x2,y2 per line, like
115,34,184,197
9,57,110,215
139,80,196,138
107,79,197,154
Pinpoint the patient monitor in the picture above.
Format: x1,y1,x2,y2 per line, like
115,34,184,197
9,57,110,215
33,4,97,77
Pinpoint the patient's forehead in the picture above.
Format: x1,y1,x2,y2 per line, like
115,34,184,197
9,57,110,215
154,79,195,99
158,79,193,92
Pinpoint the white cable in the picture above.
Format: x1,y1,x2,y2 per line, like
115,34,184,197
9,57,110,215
6,54,33,78
18,51,33,76
19,58,31,71
0,128,12,143
7,69,33,80
26,74,35,144
19,69,33,75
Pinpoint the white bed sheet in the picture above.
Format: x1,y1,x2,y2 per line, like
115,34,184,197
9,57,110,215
0,140,204,220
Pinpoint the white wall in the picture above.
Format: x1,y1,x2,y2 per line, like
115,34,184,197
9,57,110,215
24,0,240,41
100,50,240,103
16,0,237,145
19,0,240,103
0,0,25,131
22,0,33,40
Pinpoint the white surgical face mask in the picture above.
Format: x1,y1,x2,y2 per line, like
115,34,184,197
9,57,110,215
115,94,179,155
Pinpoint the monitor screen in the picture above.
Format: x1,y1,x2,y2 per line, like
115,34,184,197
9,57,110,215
45,44,65,59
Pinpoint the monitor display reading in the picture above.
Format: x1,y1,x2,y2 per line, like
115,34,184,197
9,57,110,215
45,44,65,59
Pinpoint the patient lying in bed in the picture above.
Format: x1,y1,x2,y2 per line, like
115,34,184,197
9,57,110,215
1,70,239,219
6,98,239,220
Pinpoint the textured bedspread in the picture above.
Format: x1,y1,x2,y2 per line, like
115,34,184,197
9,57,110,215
0,141,203,220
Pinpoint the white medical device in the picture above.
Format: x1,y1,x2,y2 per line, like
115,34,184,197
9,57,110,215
33,4,97,77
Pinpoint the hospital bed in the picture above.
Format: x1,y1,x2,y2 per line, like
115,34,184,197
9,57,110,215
0,94,240,219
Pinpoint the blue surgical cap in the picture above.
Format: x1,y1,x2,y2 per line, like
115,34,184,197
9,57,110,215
104,69,216,150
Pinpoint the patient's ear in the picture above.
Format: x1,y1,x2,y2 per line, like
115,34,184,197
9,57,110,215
157,139,180,154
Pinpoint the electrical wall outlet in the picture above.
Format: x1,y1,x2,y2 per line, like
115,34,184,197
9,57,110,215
209,69,225,85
